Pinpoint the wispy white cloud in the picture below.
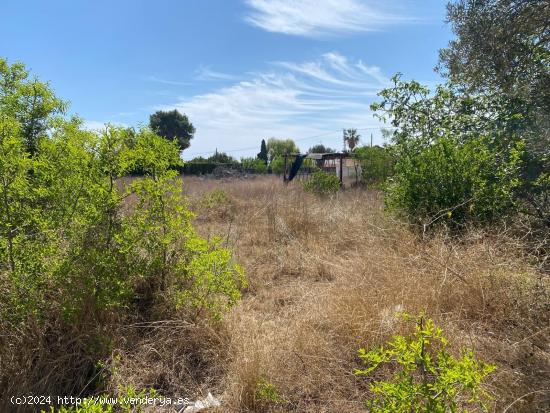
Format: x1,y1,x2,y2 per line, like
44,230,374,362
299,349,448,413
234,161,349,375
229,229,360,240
113,111,138,118
157,52,390,158
145,75,191,86
244,0,413,37
194,65,239,81
82,120,128,131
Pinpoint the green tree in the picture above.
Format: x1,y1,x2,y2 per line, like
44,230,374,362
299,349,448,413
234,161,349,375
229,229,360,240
208,150,237,164
0,58,66,155
354,145,394,185
266,138,299,161
307,144,335,153
439,0,550,229
439,0,549,127
257,139,268,165
149,109,195,152
371,75,524,227
241,157,267,173
344,129,360,152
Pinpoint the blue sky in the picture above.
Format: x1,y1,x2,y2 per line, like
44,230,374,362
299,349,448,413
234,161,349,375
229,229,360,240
1,0,452,158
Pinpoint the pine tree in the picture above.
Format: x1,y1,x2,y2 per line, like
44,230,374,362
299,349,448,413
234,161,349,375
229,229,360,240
257,139,268,165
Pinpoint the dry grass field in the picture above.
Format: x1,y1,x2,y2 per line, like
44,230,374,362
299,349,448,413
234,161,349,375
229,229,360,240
108,175,548,412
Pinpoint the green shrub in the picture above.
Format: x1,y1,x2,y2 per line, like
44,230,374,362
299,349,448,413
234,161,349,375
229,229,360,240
174,235,246,320
302,171,341,195
255,377,283,405
386,135,523,227
241,157,267,173
200,188,232,209
369,75,545,231
44,401,113,413
269,155,285,175
354,145,394,185
355,314,495,412
0,59,247,402
121,163,244,320
0,117,245,325
179,161,218,175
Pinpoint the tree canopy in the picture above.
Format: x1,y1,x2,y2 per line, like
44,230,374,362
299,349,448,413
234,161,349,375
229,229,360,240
371,75,523,226
439,0,549,97
439,0,549,156
257,139,268,164
307,144,335,154
149,109,195,152
266,138,299,160
344,129,360,152
437,0,550,229
0,58,66,155
208,151,237,164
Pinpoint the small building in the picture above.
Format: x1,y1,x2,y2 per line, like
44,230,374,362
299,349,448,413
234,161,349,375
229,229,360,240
283,152,362,187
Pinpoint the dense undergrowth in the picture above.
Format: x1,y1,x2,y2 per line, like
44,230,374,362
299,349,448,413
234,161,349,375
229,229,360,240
0,59,244,412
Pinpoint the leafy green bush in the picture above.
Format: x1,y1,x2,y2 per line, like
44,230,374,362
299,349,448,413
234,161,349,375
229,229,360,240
354,145,394,186
200,188,232,209
302,171,341,195
0,59,246,402
241,157,267,173
355,314,495,412
179,161,218,175
386,135,522,227
0,120,247,321
174,236,246,320
371,76,525,228
44,401,113,413
269,155,285,175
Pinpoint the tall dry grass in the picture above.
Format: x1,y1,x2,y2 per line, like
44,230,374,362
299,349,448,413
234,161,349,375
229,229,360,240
5,175,546,412
108,175,548,412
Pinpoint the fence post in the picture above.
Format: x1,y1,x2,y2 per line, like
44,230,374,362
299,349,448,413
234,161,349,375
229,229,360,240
339,153,343,186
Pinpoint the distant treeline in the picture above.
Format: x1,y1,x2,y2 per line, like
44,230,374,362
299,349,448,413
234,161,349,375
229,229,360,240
173,160,318,176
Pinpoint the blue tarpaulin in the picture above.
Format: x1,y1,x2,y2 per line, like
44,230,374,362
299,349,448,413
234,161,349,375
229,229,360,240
287,155,307,182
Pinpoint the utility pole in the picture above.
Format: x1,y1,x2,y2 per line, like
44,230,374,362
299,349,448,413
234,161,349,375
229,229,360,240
370,133,373,147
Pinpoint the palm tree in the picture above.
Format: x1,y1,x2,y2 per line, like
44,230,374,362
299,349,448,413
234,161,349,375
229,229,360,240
344,129,360,152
